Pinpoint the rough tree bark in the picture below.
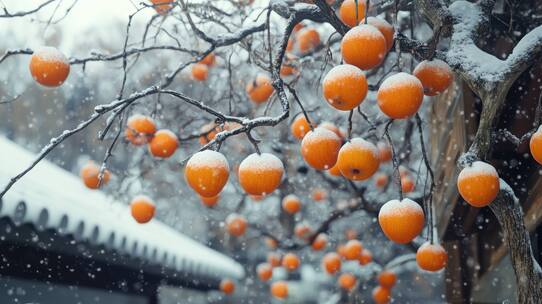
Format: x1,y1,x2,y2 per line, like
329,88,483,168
408,0,542,302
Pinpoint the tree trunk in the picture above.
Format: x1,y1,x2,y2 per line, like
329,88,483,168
489,187,542,303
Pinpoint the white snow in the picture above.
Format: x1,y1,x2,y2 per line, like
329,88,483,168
239,152,284,172
379,72,423,91
458,161,498,179
32,46,69,64
413,59,452,78
346,24,385,40
341,137,379,158
378,198,424,219
447,1,542,84
186,150,229,171
154,129,178,140
323,64,365,82
302,127,341,143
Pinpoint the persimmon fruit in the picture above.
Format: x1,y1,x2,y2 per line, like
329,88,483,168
148,129,178,158
301,127,342,170
185,150,229,197
238,153,284,195
457,161,500,207
416,242,448,272
29,46,70,87
341,24,387,70
337,138,380,181
130,195,155,224
378,198,424,244
377,72,424,119
322,64,368,111
80,161,110,189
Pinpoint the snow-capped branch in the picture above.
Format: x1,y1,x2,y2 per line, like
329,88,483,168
0,0,57,18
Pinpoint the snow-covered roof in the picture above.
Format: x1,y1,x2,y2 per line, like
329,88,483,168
0,136,244,281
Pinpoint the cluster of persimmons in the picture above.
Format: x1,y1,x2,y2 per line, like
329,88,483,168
24,0,542,302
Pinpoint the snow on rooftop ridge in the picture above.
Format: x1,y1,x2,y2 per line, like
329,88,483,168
0,136,244,279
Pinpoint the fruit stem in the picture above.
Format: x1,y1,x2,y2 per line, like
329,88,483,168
384,119,403,200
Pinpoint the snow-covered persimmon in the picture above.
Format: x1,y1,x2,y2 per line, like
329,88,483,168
130,195,155,224
282,253,300,271
257,263,273,281
301,127,342,170
358,249,373,265
297,28,320,53
270,281,288,299
322,64,368,111
377,141,392,162
265,237,278,249
267,252,282,268
345,228,358,240
220,279,235,295
185,150,229,197
372,286,391,304
294,223,313,239
238,153,284,195
125,114,156,146
378,270,397,289
343,239,363,260
401,176,415,193
311,188,327,201
378,198,424,244
199,53,216,66
413,59,453,96
311,233,328,251
291,114,313,140
198,122,219,145
457,161,499,207
341,24,387,70
282,194,302,214
148,129,178,158
364,17,395,52
191,63,208,81
337,138,380,180
322,252,342,274
377,73,424,119
338,273,357,290
374,173,389,188
29,46,70,87
339,0,367,28
246,74,274,104
80,161,110,189
416,242,448,272
319,121,343,139
226,214,247,237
